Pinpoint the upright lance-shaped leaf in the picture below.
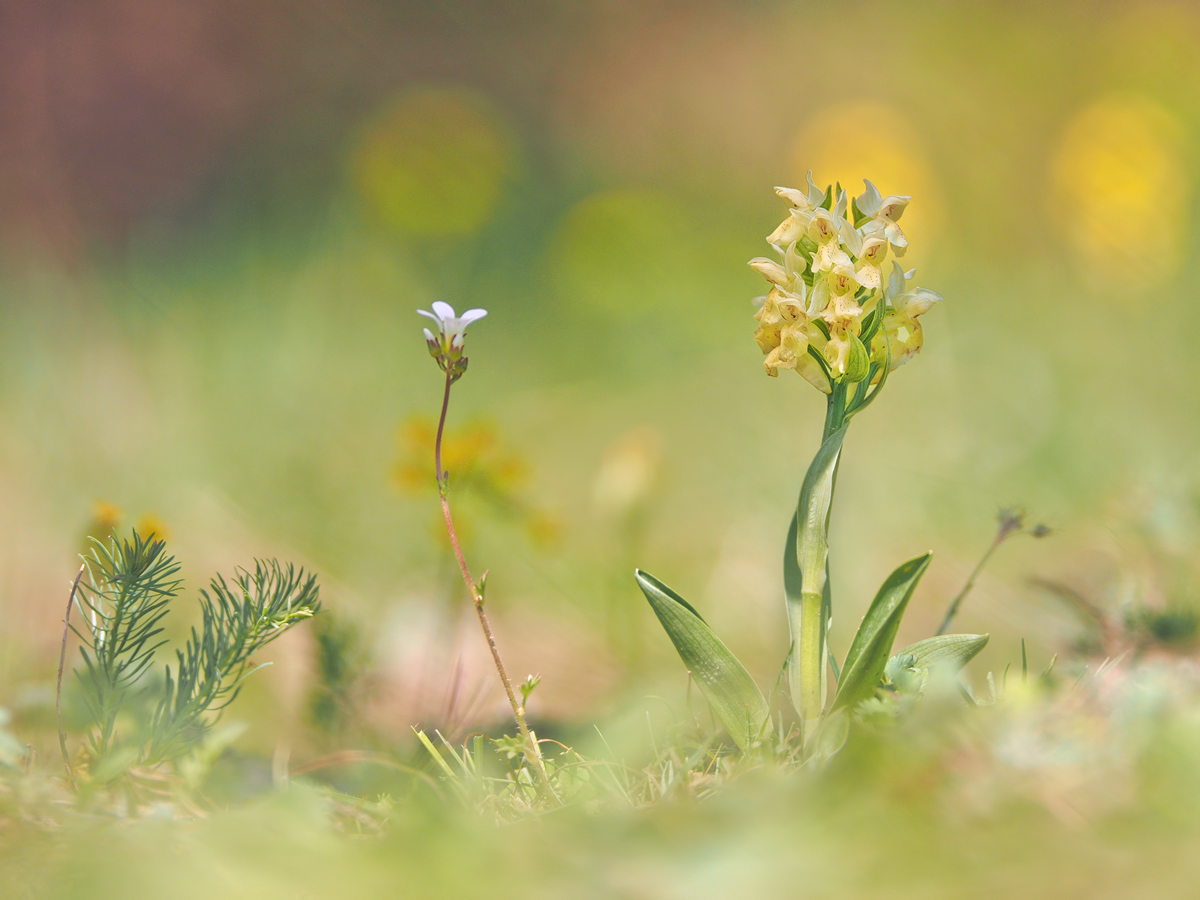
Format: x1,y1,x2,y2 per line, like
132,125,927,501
635,570,769,750
785,425,847,725
832,552,932,712
890,633,989,674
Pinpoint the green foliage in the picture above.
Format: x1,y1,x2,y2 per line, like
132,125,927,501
1131,605,1200,647
70,533,321,777
308,611,369,736
146,559,320,766
72,533,182,763
890,634,990,675
785,425,846,722
635,570,768,750
832,553,932,713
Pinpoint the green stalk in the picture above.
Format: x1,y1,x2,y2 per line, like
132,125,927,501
788,380,849,736
796,589,825,725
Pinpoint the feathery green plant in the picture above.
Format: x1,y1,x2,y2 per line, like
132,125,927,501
66,532,320,780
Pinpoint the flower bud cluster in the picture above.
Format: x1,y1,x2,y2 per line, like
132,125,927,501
418,301,487,384
749,174,941,392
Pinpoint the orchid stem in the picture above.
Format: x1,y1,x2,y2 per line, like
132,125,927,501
434,370,558,805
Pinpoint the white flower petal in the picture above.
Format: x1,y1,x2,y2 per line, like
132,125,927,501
854,265,881,291
886,261,907,300
460,308,488,325
775,186,809,208
879,196,911,222
423,327,437,342
417,308,441,322
749,257,789,285
857,180,882,216
904,288,942,317
806,171,825,205
431,300,456,320
838,220,863,257
783,241,807,276
767,214,805,249
885,221,908,250
833,189,848,220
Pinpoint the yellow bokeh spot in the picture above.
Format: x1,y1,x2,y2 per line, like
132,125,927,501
351,88,513,237
789,102,942,263
135,514,169,543
1050,94,1189,289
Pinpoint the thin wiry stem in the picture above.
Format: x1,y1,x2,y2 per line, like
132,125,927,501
434,369,558,805
56,564,86,789
936,511,1028,635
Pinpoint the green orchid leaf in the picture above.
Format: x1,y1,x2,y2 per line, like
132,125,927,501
890,633,989,674
786,425,847,722
635,570,769,750
832,552,932,712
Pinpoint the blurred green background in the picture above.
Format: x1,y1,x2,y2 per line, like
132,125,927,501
2,0,1199,757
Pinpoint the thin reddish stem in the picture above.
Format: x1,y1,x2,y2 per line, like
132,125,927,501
56,564,85,789
433,370,557,803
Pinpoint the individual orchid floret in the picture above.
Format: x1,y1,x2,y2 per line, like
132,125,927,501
766,212,806,250
767,173,828,248
856,180,911,255
775,171,826,211
878,264,941,369
811,263,862,323
823,322,869,382
418,301,487,383
749,241,808,296
852,236,890,291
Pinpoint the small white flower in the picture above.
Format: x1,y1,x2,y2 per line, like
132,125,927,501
417,300,488,340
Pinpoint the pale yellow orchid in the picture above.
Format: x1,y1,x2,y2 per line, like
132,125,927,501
856,179,911,255
767,175,826,249
762,316,826,378
808,208,839,246
766,213,807,249
822,322,869,381
879,262,941,368
853,236,890,291
749,179,938,392
795,352,832,393
812,264,864,329
748,241,808,296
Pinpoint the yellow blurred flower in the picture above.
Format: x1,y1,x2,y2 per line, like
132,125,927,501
1050,93,1189,289
592,427,664,519
393,415,558,548
135,514,169,543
